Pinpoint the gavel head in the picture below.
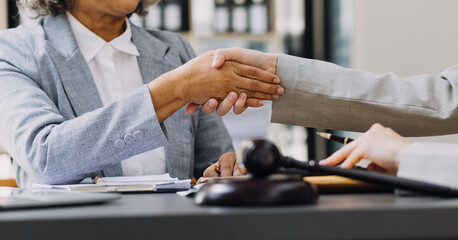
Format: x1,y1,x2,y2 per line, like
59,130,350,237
238,139,283,178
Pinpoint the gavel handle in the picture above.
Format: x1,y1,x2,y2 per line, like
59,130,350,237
282,157,458,197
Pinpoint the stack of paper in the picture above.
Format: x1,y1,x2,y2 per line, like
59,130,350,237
33,174,191,193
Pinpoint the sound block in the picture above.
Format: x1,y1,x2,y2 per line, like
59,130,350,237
194,177,318,206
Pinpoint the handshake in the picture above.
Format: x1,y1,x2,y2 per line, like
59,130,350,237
186,48,282,116
147,47,283,121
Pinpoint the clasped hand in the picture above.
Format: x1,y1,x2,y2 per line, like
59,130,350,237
148,50,282,122
186,48,279,115
175,50,282,105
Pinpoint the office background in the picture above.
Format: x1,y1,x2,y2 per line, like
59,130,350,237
1,0,458,181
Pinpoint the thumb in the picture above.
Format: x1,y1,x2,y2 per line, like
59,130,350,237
186,103,200,114
211,49,226,69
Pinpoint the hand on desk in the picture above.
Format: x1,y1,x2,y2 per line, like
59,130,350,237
203,152,246,177
186,48,280,115
319,123,412,175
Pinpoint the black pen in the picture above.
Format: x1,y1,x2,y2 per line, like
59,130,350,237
316,132,354,145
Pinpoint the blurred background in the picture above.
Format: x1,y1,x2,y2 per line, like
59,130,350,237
1,0,458,180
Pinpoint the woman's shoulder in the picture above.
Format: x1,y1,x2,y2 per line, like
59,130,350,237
143,28,181,42
0,19,45,47
132,24,196,61
0,20,48,84
0,19,46,61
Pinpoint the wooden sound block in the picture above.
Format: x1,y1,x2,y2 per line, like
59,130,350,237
304,175,393,193
194,177,318,206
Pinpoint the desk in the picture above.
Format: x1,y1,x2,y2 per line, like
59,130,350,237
1,193,458,240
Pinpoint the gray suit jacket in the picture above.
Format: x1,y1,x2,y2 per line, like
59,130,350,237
272,54,458,136
271,54,458,188
0,14,233,187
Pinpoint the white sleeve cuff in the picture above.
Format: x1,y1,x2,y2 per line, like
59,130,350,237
397,142,458,189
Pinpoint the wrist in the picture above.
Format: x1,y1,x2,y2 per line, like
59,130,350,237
148,71,188,122
394,140,412,171
169,68,190,103
168,65,193,103
269,53,279,75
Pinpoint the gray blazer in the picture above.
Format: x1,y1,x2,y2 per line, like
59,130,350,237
272,54,458,136
271,54,458,188
0,14,233,187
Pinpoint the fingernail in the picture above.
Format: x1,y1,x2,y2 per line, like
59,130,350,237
273,77,280,84
209,100,216,108
211,56,220,68
229,92,237,101
258,100,264,106
273,95,279,99
240,93,246,100
277,87,284,95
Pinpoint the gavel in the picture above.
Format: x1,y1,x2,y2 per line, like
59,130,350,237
195,139,458,206
239,139,458,197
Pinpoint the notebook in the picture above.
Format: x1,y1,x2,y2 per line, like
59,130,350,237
33,174,191,193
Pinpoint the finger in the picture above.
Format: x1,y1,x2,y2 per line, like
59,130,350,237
211,48,227,69
211,47,275,73
233,96,265,114
201,99,218,114
246,98,264,107
219,153,236,177
203,163,220,177
340,147,364,169
212,47,251,69
235,77,283,96
239,90,279,100
320,141,359,166
233,93,248,114
233,162,245,176
216,92,237,116
215,160,221,174
367,162,387,173
186,103,200,114
232,61,280,84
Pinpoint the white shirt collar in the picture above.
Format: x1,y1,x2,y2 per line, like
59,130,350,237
66,12,140,62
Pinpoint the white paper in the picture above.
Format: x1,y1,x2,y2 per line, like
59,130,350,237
33,174,191,191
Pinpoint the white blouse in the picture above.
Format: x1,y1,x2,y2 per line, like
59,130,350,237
67,12,166,176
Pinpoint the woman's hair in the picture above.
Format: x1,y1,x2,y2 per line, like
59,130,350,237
16,0,160,18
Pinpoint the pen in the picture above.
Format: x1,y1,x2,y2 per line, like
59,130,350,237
316,132,354,145
92,176,106,185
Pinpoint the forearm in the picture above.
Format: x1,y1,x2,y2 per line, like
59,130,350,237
148,70,187,123
272,54,458,136
398,142,458,188
1,86,167,185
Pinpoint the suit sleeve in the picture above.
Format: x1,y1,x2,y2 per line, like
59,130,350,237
397,142,458,189
0,33,167,185
176,33,234,178
272,54,458,136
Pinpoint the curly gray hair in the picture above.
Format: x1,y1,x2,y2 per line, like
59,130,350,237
16,0,160,18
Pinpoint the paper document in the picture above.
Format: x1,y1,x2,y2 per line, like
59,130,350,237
33,174,191,193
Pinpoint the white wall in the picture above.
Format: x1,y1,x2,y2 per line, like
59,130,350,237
0,0,7,30
351,0,458,143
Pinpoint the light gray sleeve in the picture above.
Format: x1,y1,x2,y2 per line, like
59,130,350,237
271,54,458,136
397,142,458,189
0,40,167,185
